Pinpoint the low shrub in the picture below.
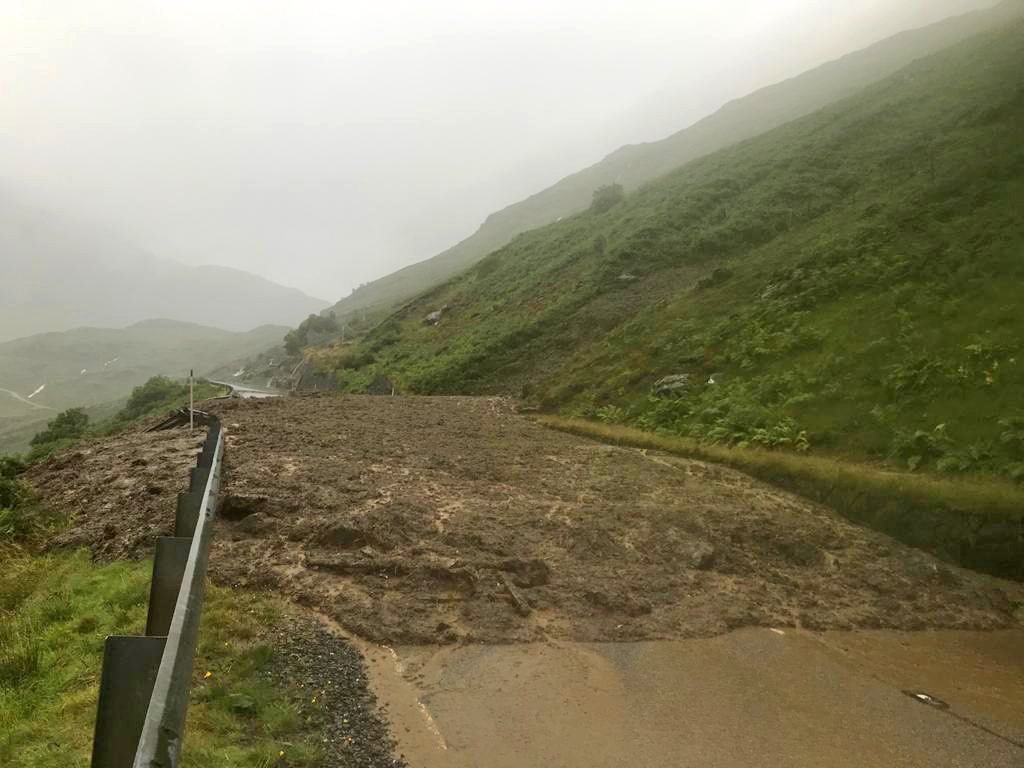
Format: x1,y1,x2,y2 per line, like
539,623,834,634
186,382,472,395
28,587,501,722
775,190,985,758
29,408,88,446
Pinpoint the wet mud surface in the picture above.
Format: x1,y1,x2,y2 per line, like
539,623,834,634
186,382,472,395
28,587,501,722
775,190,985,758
31,394,1023,645
28,428,205,559
38,393,1024,646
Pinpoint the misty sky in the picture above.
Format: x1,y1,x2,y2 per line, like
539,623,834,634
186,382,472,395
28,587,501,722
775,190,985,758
0,0,993,301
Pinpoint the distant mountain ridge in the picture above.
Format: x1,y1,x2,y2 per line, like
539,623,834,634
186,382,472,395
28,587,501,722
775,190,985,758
0,193,328,342
326,0,1022,321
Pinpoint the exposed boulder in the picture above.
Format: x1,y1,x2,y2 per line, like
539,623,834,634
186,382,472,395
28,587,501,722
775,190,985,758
652,374,690,397
423,304,450,325
500,557,551,588
270,356,338,393
679,540,717,570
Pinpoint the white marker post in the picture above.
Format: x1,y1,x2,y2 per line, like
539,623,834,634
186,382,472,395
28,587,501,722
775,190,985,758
189,369,194,432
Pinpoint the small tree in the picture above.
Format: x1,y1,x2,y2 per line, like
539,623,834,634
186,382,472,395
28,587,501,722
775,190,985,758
284,328,303,356
117,376,185,422
284,312,340,355
590,183,625,214
30,408,89,445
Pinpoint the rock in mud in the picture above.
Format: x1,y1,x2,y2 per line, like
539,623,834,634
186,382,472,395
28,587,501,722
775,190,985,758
220,493,295,521
318,521,377,549
236,511,277,536
652,374,691,397
679,540,717,570
775,536,822,567
500,557,551,587
585,589,653,617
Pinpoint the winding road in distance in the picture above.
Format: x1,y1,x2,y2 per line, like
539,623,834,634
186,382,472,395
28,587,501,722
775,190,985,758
208,380,279,400
0,387,56,410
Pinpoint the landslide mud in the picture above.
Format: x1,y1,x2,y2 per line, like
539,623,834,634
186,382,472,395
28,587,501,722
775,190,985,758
33,394,1024,644
209,395,1021,643
28,428,204,560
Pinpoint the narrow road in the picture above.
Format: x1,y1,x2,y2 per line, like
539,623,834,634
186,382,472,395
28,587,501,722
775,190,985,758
359,628,1024,768
0,387,56,410
207,379,278,399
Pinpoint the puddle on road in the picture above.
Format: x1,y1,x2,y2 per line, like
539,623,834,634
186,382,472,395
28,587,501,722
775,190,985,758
334,626,1024,768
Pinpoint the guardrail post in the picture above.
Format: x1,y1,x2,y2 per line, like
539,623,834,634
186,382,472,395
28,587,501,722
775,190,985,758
90,636,167,768
146,537,193,637
189,466,212,492
197,422,221,466
174,491,202,538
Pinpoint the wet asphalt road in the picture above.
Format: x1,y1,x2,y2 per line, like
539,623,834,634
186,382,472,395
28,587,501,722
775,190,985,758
358,628,1024,768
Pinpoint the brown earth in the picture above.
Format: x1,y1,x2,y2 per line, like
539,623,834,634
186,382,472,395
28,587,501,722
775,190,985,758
29,394,1024,645
28,428,205,560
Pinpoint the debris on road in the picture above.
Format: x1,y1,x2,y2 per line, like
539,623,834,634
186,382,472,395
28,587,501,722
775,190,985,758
30,394,1024,646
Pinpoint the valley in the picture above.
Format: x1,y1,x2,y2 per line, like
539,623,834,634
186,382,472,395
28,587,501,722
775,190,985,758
0,320,289,455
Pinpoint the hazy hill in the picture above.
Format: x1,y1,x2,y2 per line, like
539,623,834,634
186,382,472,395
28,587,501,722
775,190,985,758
0,195,328,341
0,319,288,452
325,0,1021,321
321,17,1024,480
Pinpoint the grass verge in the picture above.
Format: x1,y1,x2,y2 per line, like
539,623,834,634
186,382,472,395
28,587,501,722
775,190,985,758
0,546,323,767
538,416,1024,582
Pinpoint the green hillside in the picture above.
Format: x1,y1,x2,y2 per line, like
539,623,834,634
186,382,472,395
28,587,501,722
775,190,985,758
0,320,287,454
321,18,1024,481
325,1,1023,322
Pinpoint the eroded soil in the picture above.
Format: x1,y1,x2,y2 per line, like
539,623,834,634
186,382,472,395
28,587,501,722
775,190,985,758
31,394,1024,644
29,428,205,559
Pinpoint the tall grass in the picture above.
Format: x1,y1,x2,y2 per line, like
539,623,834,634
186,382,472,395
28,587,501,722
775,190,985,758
539,416,1024,581
0,547,322,767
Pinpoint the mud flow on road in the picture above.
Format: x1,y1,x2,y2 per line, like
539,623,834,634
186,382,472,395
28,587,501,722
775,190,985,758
37,393,1022,644
28,393,1024,767
212,394,1023,645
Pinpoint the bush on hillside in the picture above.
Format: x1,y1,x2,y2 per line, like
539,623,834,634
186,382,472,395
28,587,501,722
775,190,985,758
590,183,625,214
117,376,184,422
284,312,339,355
29,408,89,446
0,456,28,509
0,455,57,540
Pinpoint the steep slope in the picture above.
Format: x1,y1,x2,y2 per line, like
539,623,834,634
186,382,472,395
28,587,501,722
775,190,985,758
325,0,1022,321
0,319,287,452
0,196,327,341
323,18,1024,480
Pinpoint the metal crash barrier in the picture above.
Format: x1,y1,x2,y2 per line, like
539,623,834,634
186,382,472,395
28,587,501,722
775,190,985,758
91,418,224,768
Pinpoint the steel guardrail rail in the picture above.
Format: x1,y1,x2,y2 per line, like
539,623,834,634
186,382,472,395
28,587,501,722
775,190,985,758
90,418,224,768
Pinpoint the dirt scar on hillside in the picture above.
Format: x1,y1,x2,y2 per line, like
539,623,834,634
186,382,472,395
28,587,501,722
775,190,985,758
33,394,1024,645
